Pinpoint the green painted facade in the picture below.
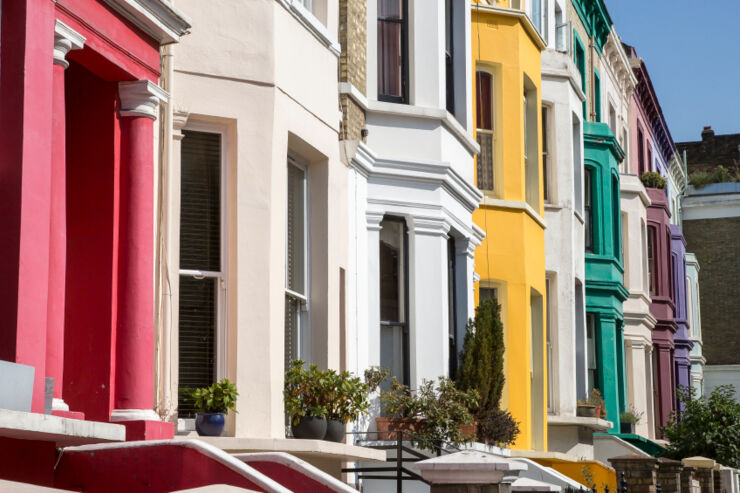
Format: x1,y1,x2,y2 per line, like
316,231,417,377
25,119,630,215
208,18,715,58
584,122,629,431
571,0,613,54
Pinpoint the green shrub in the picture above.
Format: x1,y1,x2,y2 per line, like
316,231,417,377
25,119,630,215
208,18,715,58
187,379,239,414
640,171,666,190
661,385,740,468
689,171,714,188
476,407,520,446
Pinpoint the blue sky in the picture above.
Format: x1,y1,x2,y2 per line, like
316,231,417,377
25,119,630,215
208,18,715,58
605,0,740,142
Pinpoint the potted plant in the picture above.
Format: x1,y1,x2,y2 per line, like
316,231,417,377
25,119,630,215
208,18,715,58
323,367,386,442
576,399,597,418
640,171,666,190
284,360,329,439
376,377,424,440
187,378,238,437
577,389,604,418
619,407,642,434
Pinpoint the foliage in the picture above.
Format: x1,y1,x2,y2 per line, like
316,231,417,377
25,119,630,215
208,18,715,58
689,166,740,188
284,360,330,425
586,389,606,419
456,299,519,446
661,385,740,468
187,379,239,414
476,407,520,446
640,171,667,190
380,377,480,449
619,406,643,424
284,360,384,426
457,299,505,411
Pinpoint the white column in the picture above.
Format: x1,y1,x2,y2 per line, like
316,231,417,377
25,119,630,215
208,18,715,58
627,338,650,437
454,237,477,359
410,0,445,107
408,217,450,387
366,212,384,371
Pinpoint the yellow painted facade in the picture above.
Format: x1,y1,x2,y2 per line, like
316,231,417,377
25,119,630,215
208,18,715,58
471,2,547,451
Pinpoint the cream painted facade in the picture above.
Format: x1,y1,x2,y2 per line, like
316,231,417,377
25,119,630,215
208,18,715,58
345,0,483,403
154,0,346,439
541,0,596,458
619,174,656,439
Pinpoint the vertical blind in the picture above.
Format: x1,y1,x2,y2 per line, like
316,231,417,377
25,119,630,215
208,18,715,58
178,130,222,417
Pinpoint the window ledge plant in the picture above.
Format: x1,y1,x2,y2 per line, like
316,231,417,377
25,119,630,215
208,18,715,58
186,378,239,437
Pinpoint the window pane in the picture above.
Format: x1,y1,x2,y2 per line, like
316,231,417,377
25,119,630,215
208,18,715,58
476,72,492,130
287,163,306,295
648,227,656,295
585,167,593,252
378,0,405,100
178,276,217,417
477,133,494,191
380,220,405,323
586,313,598,393
180,131,221,271
379,0,401,18
480,287,498,304
285,294,300,369
542,106,549,202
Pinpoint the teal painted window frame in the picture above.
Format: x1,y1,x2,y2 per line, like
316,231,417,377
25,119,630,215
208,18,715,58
594,69,601,123
574,31,587,119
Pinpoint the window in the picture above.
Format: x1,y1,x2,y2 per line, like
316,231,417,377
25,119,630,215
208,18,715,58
593,70,601,122
621,128,628,173
555,6,570,54
480,286,498,304
380,217,409,386
648,147,653,174
638,126,645,175
608,103,617,135
476,71,495,191
298,0,313,12
531,0,547,42
669,251,675,304
574,35,586,117
445,0,455,115
447,237,458,379
286,159,309,370
545,276,553,412
686,276,693,336
647,226,656,296
584,167,594,252
524,80,539,210
612,176,620,260
573,115,583,213
586,313,598,393
378,0,407,103
178,130,225,417
641,220,648,292
542,105,550,202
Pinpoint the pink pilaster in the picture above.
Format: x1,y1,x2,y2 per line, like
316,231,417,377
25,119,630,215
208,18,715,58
48,20,85,418
112,81,172,439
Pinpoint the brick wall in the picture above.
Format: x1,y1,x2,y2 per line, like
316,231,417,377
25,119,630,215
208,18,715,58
682,217,740,365
339,0,366,141
676,129,740,175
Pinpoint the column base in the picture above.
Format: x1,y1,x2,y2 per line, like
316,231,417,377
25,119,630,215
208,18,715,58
51,398,85,420
117,420,175,441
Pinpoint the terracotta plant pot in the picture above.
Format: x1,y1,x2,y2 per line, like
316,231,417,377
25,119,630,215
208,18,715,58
576,404,596,418
375,417,422,441
459,422,478,441
325,419,345,442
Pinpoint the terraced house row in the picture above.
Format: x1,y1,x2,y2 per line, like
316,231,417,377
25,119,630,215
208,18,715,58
0,0,715,491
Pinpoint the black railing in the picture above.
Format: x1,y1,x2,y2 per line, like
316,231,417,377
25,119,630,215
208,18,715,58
342,429,463,493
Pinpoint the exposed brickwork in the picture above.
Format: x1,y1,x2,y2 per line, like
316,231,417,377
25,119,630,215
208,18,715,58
694,467,714,493
656,458,683,493
681,467,697,493
338,0,366,141
609,456,659,493
682,217,740,365
431,485,500,493
676,128,740,175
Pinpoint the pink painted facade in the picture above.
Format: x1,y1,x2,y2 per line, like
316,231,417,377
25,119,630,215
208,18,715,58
627,85,655,176
0,0,188,434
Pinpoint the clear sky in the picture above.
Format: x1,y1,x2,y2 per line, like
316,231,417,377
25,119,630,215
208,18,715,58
605,0,740,143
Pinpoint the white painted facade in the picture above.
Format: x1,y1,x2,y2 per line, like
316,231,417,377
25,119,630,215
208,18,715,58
156,0,346,438
345,0,483,399
600,29,635,171
685,253,705,396
540,0,597,458
619,174,656,439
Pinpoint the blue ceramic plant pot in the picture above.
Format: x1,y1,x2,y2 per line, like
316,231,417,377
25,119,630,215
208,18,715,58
195,412,225,436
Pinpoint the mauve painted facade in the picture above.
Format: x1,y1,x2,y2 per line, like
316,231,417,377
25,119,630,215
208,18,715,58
646,188,676,433
671,224,692,411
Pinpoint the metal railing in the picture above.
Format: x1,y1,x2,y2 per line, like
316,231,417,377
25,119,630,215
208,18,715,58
342,429,463,493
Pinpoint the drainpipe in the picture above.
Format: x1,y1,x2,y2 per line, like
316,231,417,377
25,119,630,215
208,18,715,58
588,9,596,122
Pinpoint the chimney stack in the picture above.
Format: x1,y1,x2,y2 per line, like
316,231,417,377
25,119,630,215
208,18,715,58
701,126,715,141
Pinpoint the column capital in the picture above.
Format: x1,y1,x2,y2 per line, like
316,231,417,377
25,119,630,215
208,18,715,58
53,20,85,69
366,211,384,231
119,80,169,120
409,217,450,238
172,110,190,141
455,237,477,259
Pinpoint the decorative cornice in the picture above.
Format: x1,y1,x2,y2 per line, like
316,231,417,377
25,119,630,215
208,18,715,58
366,211,385,231
409,216,451,238
119,80,169,120
53,20,85,69
619,173,651,207
102,0,191,44
584,121,625,162
470,4,546,51
172,110,189,130
571,0,612,53
480,196,546,229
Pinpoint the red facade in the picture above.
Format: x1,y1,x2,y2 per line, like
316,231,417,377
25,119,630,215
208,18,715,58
0,0,188,436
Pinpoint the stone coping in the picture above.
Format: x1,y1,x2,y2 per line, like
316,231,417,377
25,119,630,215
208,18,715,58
173,435,385,462
547,414,614,430
0,409,124,446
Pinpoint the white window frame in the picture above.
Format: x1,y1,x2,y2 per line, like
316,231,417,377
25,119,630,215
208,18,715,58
286,155,311,365
178,122,229,383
